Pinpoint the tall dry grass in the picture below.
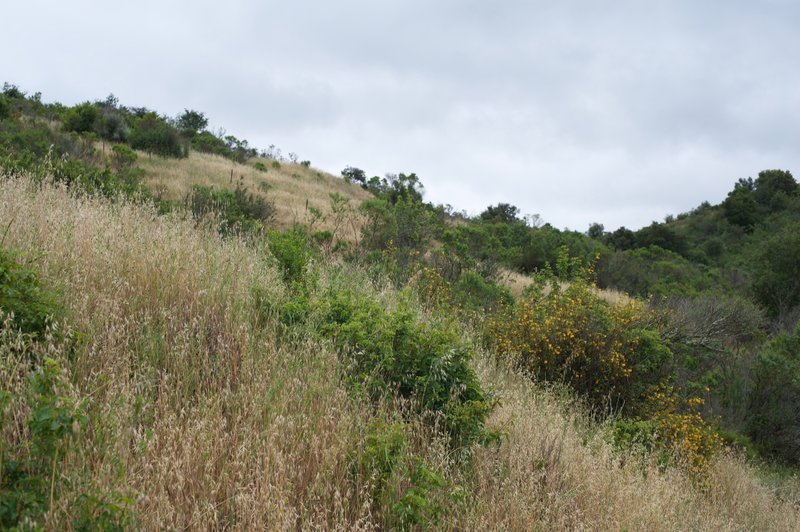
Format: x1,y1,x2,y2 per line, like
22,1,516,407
1,174,798,530
0,176,379,529
460,355,800,531
138,151,371,238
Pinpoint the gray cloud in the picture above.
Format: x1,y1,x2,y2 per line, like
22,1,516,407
3,0,799,230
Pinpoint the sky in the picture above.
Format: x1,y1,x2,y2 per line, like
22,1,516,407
3,0,799,231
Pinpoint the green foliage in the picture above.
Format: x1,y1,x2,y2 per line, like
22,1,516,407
359,196,439,283
353,420,453,529
341,166,367,186
747,323,800,464
129,112,185,158
1,357,132,529
635,222,689,257
187,183,275,234
0,247,63,339
754,169,797,209
363,172,424,204
451,271,513,311
110,144,137,171
319,290,494,447
63,102,99,134
597,246,719,297
176,109,208,138
480,203,522,224
267,228,315,289
0,95,9,120
487,257,674,417
253,161,268,172
749,222,800,320
724,186,760,229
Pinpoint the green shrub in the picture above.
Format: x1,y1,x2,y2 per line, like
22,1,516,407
129,112,185,158
0,248,63,338
0,95,9,120
188,183,275,234
486,260,674,417
750,222,800,320
110,144,137,171
452,271,513,311
747,323,800,464
267,228,315,288
253,161,268,172
63,102,99,134
319,291,494,447
353,420,452,529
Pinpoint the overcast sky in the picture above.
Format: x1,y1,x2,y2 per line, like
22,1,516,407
4,1,799,230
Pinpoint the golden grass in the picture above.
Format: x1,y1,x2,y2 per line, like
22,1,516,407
464,355,800,531
499,268,634,306
2,174,798,530
138,151,372,239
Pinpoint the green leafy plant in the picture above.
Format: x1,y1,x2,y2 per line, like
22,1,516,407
319,290,495,447
0,247,63,339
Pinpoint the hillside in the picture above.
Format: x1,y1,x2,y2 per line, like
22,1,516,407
2,84,800,529
137,150,372,236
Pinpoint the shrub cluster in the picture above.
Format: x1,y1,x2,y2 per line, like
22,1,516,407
318,290,495,448
187,182,275,234
0,248,63,338
485,273,673,417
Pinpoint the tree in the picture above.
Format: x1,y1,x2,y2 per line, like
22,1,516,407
587,222,605,239
0,95,9,120
177,109,208,138
754,169,797,209
605,226,636,251
723,186,759,229
341,166,367,187
129,112,185,158
480,203,522,225
63,102,99,134
750,222,800,320
748,323,800,464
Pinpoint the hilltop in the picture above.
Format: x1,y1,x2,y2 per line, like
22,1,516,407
1,84,799,529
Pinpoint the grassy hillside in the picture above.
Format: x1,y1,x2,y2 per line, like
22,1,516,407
137,150,372,236
2,83,800,529
2,174,798,529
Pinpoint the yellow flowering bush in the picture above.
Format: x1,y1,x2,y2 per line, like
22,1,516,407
654,410,724,479
485,275,673,416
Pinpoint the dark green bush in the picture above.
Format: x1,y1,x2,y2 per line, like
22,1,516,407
267,228,315,288
0,95,9,120
0,248,62,338
747,324,800,464
353,420,452,529
452,271,513,311
749,222,800,320
110,144,137,171
63,102,99,134
129,113,184,158
188,183,275,234
319,291,494,447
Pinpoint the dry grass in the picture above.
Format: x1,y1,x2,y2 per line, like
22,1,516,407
461,355,800,531
2,174,798,530
0,176,376,529
138,151,371,239
499,268,633,306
